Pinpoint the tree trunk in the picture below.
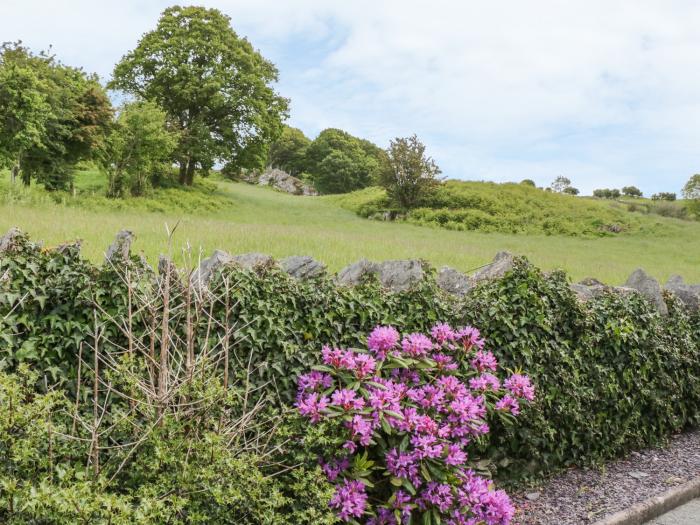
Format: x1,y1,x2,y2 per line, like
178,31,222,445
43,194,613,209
185,158,196,186
10,164,19,184
178,160,188,185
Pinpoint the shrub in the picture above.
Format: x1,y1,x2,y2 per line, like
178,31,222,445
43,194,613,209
2,232,700,489
296,324,533,524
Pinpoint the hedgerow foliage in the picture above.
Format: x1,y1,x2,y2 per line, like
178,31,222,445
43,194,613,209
2,231,700,488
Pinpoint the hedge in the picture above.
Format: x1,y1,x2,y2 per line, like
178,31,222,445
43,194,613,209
1,231,699,482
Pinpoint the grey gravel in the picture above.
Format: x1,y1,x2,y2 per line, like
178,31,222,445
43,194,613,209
512,430,700,524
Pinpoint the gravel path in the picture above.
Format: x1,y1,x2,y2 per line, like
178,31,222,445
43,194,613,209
512,430,700,525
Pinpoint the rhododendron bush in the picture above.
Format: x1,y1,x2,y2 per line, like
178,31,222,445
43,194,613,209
296,323,535,524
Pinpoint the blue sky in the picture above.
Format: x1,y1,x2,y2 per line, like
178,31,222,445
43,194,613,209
3,0,700,195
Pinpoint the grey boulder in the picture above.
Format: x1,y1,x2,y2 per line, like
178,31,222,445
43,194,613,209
0,227,23,253
337,259,381,286
105,230,134,263
437,266,473,295
624,268,668,315
337,259,425,292
281,255,326,279
471,251,516,284
665,275,700,312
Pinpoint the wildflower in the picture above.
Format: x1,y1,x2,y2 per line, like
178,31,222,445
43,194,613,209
368,326,400,359
329,479,368,522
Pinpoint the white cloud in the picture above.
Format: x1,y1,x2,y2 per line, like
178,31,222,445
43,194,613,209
3,0,700,193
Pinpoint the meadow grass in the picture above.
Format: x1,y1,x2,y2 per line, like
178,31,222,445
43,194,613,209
1,170,699,284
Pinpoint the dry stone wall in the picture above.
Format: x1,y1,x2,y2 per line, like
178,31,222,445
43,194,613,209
7,228,698,317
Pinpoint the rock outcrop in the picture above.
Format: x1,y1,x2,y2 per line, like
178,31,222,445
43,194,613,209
281,255,326,279
248,168,318,196
624,268,668,315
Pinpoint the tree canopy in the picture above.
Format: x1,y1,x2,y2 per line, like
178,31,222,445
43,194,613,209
101,101,179,197
110,6,289,185
381,134,441,210
304,128,387,194
0,42,112,190
267,126,311,176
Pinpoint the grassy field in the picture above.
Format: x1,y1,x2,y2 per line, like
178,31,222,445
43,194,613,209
1,170,699,284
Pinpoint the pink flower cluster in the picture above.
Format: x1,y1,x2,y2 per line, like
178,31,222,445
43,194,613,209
296,323,535,524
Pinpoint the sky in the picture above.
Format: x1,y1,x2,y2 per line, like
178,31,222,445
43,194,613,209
3,0,700,195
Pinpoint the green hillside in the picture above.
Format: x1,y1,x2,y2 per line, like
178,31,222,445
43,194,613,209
332,180,689,236
1,170,699,284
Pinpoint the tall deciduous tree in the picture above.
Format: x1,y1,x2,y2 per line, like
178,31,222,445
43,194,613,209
550,176,572,193
102,101,179,197
0,43,50,183
682,174,700,216
0,42,112,189
110,6,289,185
381,134,441,210
267,126,311,176
305,128,387,194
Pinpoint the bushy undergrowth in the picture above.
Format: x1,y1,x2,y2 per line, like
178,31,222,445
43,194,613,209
2,231,700,500
332,182,678,236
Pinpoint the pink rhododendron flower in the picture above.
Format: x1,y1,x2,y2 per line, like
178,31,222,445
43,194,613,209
470,350,498,372
401,333,434,357
431,322,456,344
296,392,329,423
495,395,520,415
456,326,485,351
330,479,368,522
504,374,535,401
367,326,400,359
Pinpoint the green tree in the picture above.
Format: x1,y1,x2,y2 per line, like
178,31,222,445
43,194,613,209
682,174,700,217
381,134,441,210
550,176,572,193
0,43,51,183
562,186,580,195
102,101,179,197
305,128,386,193
520,179,536,187
651,192,676,201
0,42,112,190
267,126,311,176
110,6,288,186
621,185,643,197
